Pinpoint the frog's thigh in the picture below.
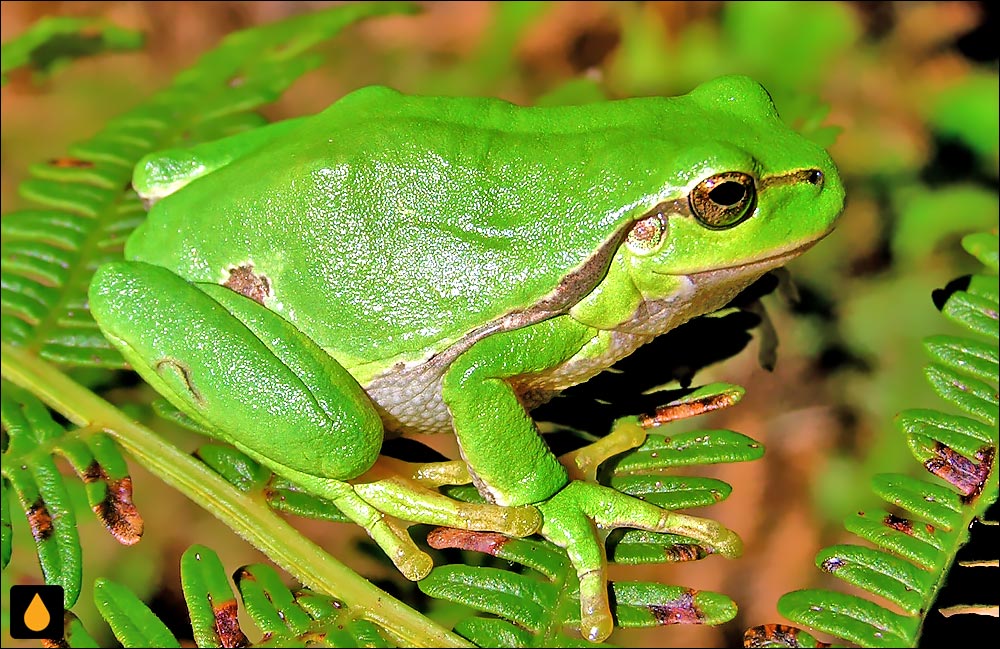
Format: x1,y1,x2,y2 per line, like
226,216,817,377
441,316,595,507
90,261,383,481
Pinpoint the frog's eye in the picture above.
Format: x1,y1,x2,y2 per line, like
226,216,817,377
689,171,756,229
626,211,667,255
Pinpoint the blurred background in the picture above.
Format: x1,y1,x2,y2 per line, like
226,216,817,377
2,2,997,647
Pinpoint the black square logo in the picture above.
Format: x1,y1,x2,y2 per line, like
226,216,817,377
8,585,64,640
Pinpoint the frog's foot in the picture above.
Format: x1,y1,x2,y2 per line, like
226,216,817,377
370,456,473,488
560,382,745,483
307,464,540,582
560,416,648,483
543,385,747,642
538,481,743,642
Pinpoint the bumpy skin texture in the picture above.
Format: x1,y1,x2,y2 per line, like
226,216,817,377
125,76,842,375
91,75,844,642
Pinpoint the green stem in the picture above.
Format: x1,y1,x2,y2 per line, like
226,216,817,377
1,342,471,648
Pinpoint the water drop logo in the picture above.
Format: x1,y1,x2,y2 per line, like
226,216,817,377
25,593,51,630
9,585,64,640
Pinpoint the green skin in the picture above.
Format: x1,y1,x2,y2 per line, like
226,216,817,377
89,75,844,642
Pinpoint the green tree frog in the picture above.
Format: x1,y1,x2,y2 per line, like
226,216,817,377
89,75,844,641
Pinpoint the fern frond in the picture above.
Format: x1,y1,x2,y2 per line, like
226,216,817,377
163,384,756,643
746,231,999,648
3,342,467,647
1,1,419,368
1,383,143,607
55,546,398,647
0,16,144,85
415,385,758,644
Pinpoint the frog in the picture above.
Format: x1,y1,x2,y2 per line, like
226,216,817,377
88,75,845,642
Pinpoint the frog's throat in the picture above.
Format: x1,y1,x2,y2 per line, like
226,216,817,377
616,238,817,338
511,237,812,396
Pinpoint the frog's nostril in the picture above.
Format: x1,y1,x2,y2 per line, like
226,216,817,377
806,169,823,186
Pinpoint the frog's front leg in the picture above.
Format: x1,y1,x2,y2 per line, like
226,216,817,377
442,318,743,642
89,262,539,582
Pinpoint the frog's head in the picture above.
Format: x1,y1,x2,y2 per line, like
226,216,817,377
617,75,844,316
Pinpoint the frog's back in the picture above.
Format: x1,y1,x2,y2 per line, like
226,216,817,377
126,86,719,374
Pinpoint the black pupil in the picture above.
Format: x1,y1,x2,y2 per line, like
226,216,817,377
708,181,747,207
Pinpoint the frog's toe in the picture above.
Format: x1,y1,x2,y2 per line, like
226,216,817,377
537,480,743,642
352,475,542,537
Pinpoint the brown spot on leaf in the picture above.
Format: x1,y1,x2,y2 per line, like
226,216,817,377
224,265,272,305
81,460,106,483
27,500,55,541
884,513,914,534
744,624,830,648
639,392,739,428
925,523,935,534
93,477,143,545
426,527,509,556
48,157,94,168
40,611,76,648
649,589,704,624
213,599,249,648
924,442,993,503
821,556,846,572
663,543,709,562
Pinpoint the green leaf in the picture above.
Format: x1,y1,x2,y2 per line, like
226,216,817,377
613,429,764,472
1,17,144,85
181,545,396,647
453,617,533,648
613,582,737,627
1,384,143,606
778,589,916,648
765,229,998,647
180,544,249,648
608,530,712,565
869,473,962,531
93,578,181,648
815,544,933,615
61,611,100,648
924,335,998,386
608,475,731,510
926,72,1000,157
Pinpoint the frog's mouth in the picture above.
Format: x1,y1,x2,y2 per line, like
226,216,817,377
661,225,835,279
690,239,817,277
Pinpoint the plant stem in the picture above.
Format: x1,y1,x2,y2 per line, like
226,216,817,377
1,342,471,648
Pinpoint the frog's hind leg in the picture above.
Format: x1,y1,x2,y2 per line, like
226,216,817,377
276,461,541,582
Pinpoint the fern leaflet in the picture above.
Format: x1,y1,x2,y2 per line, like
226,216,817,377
55,545,398,647
745,231,999,648
1,1,418,368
